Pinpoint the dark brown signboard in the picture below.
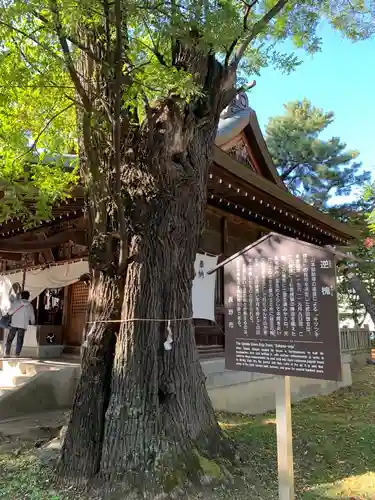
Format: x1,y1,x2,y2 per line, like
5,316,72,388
219,233,341,381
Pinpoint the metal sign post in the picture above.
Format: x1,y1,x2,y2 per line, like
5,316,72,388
276,376,294,500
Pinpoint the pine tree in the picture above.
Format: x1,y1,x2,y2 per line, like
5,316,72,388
265,99,371,208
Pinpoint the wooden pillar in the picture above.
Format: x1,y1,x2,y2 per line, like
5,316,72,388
219,216,228,349
21,268,26,291
222,216,228,257
61,285,71,346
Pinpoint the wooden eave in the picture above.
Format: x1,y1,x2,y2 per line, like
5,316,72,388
0,186,84,239
211,147,359,244
0,147,358,248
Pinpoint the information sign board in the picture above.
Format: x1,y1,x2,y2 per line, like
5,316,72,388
220,233,341,381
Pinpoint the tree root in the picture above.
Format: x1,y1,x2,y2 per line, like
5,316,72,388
54,428,241,499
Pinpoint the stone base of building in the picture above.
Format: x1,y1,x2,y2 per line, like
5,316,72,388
204,354,352,414
0,353,353,420
0,343,64,359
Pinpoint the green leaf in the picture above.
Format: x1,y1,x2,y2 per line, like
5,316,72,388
0,0,373,223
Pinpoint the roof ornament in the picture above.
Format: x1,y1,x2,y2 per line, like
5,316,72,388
221,92,250,119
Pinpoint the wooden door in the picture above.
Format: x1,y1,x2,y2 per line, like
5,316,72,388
64,281,89,346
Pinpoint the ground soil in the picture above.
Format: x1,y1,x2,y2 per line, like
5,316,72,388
1,360,375,499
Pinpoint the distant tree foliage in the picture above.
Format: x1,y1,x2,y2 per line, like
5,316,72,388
329,198,375,326
265,99,371,209
365,183,375,233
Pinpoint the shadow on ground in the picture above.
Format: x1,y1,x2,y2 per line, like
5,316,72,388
219,364,375,499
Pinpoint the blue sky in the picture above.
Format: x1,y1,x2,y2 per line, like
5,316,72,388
248,23,375,203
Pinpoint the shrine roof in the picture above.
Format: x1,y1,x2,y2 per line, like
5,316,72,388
212,147,358,242
216,93,285,188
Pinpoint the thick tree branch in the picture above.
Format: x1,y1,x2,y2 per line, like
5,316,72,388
32,10,104,64
48,0,91,110
224,39,238,68
230,0,289,70
113,0,128,275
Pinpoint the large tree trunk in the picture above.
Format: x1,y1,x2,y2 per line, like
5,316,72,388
99,127,226,489
60,121,231,492
58,18,232,491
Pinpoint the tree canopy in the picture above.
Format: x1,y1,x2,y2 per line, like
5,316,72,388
265,99,371,209
0,1,374,224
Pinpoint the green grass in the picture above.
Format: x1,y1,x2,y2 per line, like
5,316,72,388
0,452,61,499
219,363,375,499
2,363,375,499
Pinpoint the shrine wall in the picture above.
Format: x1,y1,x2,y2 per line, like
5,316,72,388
194,205,262,353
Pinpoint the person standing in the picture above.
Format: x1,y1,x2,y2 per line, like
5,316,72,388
5,291,35,357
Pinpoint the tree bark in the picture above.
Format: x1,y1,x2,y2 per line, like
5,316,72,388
99,127,226,489
60,116,231,493
58,19,231,491
59,272,118,477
